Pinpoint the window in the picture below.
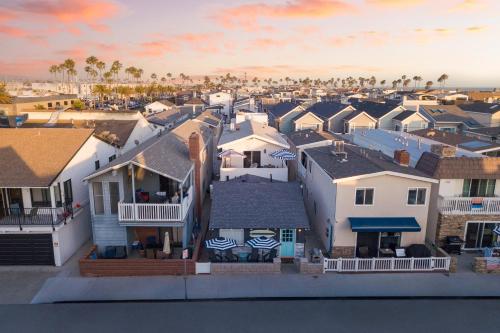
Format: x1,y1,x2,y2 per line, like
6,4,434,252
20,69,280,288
355,188,374,205
403,124,408,132
462,179,495,197
465,222,499,249
108,155,116,162
314,201,317,215
243,151,261,168
30,188,51,207
301,152,307,167
408,188,426,205
95,160,100,170
64,101,68,105
47,102,52,108
63,179,73,204
92,182,104,215
109,182,120,214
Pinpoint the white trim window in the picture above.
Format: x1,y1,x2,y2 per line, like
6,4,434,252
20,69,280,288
407,188,426,205
355,188,374,205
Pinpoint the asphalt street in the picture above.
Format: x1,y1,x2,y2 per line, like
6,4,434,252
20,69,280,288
1,299,499,333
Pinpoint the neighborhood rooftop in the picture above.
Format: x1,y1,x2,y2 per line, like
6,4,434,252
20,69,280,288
0,128,94,187
287,129,338,146
209,175,309,229
305,143,434,181
411,128,500,152
218,119,289,147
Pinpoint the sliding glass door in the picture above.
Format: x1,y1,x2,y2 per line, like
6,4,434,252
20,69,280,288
464,222,500,249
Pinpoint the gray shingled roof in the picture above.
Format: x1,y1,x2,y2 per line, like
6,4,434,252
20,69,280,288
265,101,302,118
415,152,500,179
305,144,432,181
411,129,500,152
209,175,310,229
305,101,352,119
392,110,419,121
287,129,337,147
352,101,402,119
458,102,500,115
85,131,193,182
419,105,482,127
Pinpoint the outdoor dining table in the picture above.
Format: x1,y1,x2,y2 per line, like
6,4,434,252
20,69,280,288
232,247,252,262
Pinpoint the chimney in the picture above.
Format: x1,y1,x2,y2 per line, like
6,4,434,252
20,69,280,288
394,149,410,166
431,144,456,158
188,132,202,220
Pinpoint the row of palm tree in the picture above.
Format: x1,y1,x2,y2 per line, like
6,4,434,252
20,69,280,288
48,59,77,92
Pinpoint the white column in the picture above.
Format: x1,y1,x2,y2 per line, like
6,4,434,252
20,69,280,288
49,186,57,223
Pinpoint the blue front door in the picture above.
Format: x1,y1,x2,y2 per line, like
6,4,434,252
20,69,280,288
280,229,296,257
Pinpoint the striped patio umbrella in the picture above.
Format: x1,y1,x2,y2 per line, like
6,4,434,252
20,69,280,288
205,237,237,251
246,236,281,249
270,149,296,160
493,225,500,236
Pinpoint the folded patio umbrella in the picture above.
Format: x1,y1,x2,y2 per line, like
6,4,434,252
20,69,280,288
163,231,171,255
246,236,281,249
269,149,296,160
205,237,237,251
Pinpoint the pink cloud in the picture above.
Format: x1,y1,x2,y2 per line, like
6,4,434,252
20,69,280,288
212,0,357,31
0,59,54,76
366,0,426,7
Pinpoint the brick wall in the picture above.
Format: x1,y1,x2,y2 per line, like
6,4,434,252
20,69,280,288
298,258,323,274
211,261,281,274
332,246,355,258
473,257,500,274
436,213,500,246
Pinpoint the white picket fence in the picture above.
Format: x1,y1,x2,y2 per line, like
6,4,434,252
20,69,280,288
324,257,450,273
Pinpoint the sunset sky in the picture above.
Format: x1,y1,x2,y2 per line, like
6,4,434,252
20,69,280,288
0,0,498,86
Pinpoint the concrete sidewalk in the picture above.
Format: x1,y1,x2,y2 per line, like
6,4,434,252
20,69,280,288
32,272,500,303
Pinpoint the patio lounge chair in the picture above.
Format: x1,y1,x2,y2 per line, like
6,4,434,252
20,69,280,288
263,249,277,262
208,250,223,263
224,250,239,262
247,249,259,262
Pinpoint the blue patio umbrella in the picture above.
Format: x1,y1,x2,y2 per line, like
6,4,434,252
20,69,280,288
270,149,296,160
205,237,237,251
246,236,281,249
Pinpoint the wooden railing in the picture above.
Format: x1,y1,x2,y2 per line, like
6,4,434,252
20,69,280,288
438,196,500,215
118,187,193,223
323,257,450,273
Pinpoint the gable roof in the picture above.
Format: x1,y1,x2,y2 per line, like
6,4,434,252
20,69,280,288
194,110,222,128
342,110,377,122
458,102,500,115
305,143,434,182
292,111,324,123
209,175,309,229
415,152,500,179
147,107,192,127
352,101,402,119
392,110,425,122
305,101,353,119
84,130,194,182
265,101,302,118
171,118,212,148
218,120,289,148
22,119,139,148
0,128,94,187
287,129,337,147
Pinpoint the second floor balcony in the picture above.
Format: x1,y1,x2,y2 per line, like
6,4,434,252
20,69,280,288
438,196,500,215
117,186,193,224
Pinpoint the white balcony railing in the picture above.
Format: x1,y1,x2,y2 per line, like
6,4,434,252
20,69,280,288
324,257,450,273
438,196,500,215
118,187,193,223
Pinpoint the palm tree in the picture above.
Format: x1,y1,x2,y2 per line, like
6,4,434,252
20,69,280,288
62,58,76,93
85,56,98,83
116,85,134,109
92,84,110,104
369,76,377,88
110,60,122,84
403,79,411,90
425,81,433,90
437,74,449,90
49,65,58,81
151,73,157,82
380,80,386,88
103,71,113,84
96,61,106,81
413,76,422,90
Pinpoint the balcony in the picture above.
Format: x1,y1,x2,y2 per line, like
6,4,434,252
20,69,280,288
0,206,71,230
117,186,193,224
438,196,500,215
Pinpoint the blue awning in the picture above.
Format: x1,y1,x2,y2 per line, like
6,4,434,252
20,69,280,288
349,217,421,232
